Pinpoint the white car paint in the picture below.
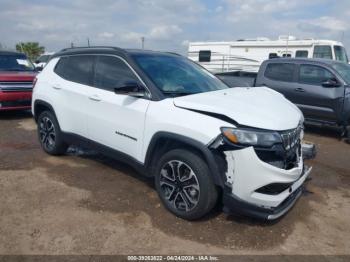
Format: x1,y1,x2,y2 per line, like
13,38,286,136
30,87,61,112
173,87,302,131
32,52,310,219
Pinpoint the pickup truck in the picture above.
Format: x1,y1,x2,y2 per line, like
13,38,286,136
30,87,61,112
217,58,350,141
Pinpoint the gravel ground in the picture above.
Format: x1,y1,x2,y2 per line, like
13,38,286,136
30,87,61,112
0,111,349,255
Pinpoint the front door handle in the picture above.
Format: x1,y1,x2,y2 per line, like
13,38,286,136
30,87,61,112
295,88,305,92
88,95,101,102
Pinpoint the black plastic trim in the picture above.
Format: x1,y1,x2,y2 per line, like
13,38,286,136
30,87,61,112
62,132,147,175
33,100,57,121
144,131,225,187
222,185,303,220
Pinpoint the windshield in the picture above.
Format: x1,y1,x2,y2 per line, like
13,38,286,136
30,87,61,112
332,62,350,84
133,54,228,96
334,46,349,63
0,54,35,71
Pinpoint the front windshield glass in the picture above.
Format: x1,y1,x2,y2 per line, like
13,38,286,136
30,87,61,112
334,46,349,63
0,54,35,71
333,62,350,84
133,54,228,96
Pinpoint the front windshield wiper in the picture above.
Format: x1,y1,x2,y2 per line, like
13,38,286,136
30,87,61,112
162,91,198,97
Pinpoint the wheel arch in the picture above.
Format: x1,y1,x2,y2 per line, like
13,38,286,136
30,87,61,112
33,100,57,122
144,132,225,187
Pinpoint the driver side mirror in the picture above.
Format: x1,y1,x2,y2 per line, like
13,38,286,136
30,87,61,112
114,81,146,98
322,78,341,88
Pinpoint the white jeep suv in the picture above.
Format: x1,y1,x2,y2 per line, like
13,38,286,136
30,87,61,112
32,47,313,220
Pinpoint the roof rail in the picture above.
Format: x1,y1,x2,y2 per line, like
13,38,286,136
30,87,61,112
59,46,124,52
165,51,181,56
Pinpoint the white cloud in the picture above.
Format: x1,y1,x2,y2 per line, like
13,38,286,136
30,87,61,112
120,32,143,43
149,25,182,40
1,0,350,54
98,32,115,39
300,16,348,32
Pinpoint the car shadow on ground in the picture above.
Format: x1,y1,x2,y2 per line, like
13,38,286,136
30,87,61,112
0,110,32,120
2,118,314,250
46,146,313,250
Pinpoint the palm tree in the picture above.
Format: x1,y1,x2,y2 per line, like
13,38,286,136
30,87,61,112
15,42,45,62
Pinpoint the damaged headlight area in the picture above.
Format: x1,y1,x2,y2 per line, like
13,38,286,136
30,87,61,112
221,127,282,148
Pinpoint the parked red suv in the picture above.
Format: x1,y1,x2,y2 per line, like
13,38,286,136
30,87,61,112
0,51,37,111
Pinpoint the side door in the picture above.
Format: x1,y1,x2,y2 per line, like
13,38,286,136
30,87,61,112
86,55,150,161
293,64,345,122
257,62,298,102
51,55,95,137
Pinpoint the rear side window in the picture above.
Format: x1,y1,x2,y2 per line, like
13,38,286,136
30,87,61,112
313,46,332,59
299,64,335,85
198,50,211,62
54,55,94,86
264,63,295,82
94,55,139,91
296,50,308,58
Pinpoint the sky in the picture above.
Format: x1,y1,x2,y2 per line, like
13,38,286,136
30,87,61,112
0,0,349,55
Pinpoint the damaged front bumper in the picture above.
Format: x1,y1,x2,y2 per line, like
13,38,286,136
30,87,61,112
223,165,312,220
215,142,315,220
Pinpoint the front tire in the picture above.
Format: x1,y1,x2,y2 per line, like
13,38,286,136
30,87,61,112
155,149,218,220
37,111,68,155
346,125,350,144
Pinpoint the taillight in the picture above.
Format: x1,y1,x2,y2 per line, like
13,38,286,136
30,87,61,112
33,77,38,89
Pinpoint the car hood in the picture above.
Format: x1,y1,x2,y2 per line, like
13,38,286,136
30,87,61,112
0,71,37,82
173,87,302,131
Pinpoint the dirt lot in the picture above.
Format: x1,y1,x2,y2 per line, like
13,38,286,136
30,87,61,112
0,111,349,255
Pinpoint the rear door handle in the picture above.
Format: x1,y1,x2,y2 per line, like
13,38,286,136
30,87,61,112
52,84,61,90
88,95,101,102
295,88,305,92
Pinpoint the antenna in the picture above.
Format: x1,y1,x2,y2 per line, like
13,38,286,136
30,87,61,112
141,37,145,49
286,34,289,53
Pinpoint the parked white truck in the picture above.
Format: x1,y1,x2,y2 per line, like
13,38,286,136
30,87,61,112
188,36,349,73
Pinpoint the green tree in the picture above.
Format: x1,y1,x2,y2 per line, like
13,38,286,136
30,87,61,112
15,42,45,62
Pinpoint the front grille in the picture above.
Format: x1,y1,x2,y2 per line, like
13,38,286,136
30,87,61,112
255,125,302,170
280,125,303,150
0,99,31,107
0,81,33,92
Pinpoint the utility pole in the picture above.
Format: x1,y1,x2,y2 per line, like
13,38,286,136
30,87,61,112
71,42,74,48
87,37,90,47
141,37,145,49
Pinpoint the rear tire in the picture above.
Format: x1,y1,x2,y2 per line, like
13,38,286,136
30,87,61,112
37,111,68,155
155,149,218,220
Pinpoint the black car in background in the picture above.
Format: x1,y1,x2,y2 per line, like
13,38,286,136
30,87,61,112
217,58,350,141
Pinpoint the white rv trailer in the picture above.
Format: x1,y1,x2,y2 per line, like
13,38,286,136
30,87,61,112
188,36,349,73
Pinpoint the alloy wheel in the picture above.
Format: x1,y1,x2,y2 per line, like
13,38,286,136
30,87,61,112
159,160,200,212
39,116,56,151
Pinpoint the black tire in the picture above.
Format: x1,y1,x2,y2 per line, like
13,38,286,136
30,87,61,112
346,125,350,144
37,111,68,155
155,149,218,220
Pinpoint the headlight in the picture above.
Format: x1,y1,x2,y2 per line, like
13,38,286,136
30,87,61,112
221,127,282,147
